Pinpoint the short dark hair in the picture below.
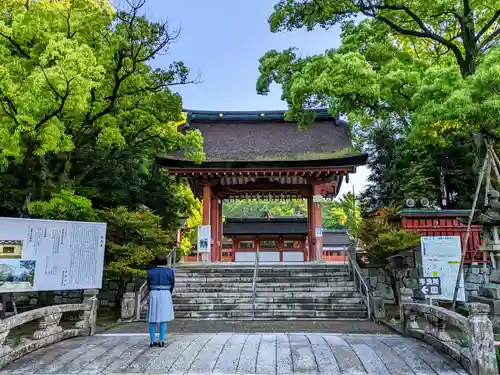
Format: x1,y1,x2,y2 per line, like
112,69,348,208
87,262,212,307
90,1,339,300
154,254,168,266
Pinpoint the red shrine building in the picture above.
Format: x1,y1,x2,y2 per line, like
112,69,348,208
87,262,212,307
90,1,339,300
157,109,366,262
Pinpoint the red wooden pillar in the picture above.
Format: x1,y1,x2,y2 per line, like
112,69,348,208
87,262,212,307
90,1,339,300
313,184,324,261
202,182,211,262
218,199,223,261
202,182,211,225
307,194,315,261
210,197,219,262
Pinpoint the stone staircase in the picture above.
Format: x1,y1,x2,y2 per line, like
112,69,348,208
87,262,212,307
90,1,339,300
140,263,368,320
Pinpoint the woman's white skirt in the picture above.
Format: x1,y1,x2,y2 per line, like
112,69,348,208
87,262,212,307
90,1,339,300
147,289,174,323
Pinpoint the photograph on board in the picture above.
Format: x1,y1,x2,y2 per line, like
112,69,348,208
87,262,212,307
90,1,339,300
0,240,23,259
0,260,36,291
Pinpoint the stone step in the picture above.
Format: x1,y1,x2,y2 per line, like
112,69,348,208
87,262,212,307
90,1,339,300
176,281,355,288
168,310,368,319
175,282,353,290
175,290,359,298
174,286,357,293
175,277,351,284
175,271,350,279
173,296,365,304
174,303,366,311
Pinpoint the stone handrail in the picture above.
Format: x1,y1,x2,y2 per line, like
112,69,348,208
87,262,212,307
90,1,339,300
400,288,498,375
0,289,98,368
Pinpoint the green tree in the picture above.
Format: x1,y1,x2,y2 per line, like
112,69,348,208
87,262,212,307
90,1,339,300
323,193,362,237
257,7,492,209
0,0,203,225
223,199,307,217
268,0,500,78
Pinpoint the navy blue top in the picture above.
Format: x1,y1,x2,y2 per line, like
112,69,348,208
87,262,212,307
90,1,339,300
147,266,175,293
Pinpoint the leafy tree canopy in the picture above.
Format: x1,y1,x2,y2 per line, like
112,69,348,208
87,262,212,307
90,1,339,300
0,0,203,282
258,0,500,209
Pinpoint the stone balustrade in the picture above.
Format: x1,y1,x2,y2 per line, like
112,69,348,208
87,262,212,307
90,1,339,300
0,289,98,368
399,288,498,375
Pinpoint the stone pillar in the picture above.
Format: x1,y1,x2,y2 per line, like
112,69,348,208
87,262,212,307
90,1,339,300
76,289,99,336
399,288,417,334
210,197,219,262
120,292,135,321
466,303,499,375
202,182,211,262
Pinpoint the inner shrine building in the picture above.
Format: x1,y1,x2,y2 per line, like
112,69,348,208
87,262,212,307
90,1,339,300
157,109,366,262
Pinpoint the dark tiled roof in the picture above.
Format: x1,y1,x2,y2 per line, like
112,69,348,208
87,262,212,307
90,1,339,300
223,217,307,235
323,231,351,247
171,110,356,162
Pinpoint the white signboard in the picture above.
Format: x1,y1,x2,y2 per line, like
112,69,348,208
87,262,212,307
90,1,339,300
0,217,106,293
421,236,465,302
197,225,211,253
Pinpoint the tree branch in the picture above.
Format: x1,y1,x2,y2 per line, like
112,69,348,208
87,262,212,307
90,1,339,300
35,78,72,130
374,14,465,69
479,27,500,50
475,9,500,41
0,32,30,59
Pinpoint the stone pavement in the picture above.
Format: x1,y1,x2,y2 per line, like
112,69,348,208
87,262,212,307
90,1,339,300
0,333,468,374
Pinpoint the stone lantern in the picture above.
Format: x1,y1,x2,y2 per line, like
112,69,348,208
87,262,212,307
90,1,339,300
467,189,500,332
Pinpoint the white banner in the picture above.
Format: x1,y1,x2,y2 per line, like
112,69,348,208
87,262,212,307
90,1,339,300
421,236,465,302
0,217,106,293
197,225,211,253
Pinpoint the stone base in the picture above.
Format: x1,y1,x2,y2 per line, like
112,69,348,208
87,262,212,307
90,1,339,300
478,284,500,299
468,294,500,334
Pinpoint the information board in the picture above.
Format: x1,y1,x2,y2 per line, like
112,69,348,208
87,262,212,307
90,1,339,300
421,236,465,301
197,225,211,253
0,217,106,293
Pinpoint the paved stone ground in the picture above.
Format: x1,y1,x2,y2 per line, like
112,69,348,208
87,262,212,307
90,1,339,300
105,320,393,334
1,333,468,374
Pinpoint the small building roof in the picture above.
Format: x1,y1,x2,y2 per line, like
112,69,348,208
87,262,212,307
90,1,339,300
223,217,308,235
160,109,365,165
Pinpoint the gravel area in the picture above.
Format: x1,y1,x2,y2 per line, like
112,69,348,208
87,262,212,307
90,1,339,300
103,319,393,334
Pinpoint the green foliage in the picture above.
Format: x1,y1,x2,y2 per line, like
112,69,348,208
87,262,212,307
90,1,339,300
223,199,307,217
258,1,499,209
28,190,96,221
0,0,202,218
323,192,362,237
99,206,174,280
222,196,362,232
358,212,420,265
0,1,203,285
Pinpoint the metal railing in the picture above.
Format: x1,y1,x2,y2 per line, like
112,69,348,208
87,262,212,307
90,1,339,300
344,247,372,319
251,245,260,319
134,248,178,321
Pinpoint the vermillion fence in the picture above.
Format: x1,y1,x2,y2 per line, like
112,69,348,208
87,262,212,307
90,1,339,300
399,209,489,264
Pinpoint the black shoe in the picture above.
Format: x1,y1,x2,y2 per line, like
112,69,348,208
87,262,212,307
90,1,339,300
159,341,165,348
150,341,158,347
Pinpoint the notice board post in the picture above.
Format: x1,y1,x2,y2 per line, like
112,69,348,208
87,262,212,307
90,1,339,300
421,236,466,304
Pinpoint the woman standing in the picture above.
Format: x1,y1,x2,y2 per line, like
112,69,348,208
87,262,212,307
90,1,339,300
147,254,175,347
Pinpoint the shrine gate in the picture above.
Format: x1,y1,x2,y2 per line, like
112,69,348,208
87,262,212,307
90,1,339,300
157,109,366,262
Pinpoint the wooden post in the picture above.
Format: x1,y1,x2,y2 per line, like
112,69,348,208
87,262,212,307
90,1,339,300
307,194,315,261
218,199,223,261
210,197,219,262
313,183,323,262
202,182,211,263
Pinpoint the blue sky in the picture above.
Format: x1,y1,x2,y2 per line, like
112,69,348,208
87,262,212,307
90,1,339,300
140,0,369,196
